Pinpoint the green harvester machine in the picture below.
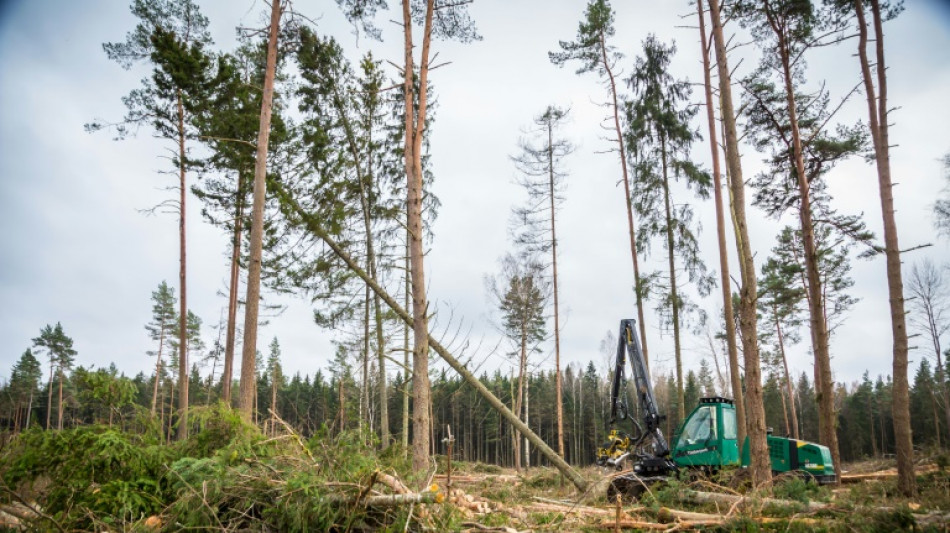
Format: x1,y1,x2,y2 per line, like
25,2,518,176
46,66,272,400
597,319,836,499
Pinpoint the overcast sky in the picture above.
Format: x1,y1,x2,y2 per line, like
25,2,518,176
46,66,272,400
1,0,948,391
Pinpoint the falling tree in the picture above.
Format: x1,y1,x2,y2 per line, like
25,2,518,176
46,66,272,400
510,104,573,462
145,281,177,415
91,0,219,439
549,0,651,367
625,35,714,421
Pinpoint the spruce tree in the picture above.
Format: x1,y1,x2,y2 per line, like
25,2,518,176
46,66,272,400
625,35,714,421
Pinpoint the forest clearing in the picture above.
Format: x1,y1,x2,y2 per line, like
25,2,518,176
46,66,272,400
1,0,950,530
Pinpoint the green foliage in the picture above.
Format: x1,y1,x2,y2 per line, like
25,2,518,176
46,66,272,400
1,426,171,529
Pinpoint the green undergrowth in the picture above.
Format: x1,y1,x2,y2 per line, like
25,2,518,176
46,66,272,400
0,404,449,531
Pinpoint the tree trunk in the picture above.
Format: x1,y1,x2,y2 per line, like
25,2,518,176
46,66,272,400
362,285,370,435
707,0,764,485
176,90,189,440
855,0,914,492
402,0,435,476
772,15,840,481
57,370,64,431
697,0,742,423
151,326,165,415
403,225,411,455
599,32,650,368
659,136,685,422
514,332,527,471
239,0,280,420
222,187,245,404
775,308,800,439
46,362,54,430
273,184,592,492
547,122,565,462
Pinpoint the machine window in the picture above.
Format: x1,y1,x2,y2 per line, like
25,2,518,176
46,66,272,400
677,406,717,447
723,407,737,439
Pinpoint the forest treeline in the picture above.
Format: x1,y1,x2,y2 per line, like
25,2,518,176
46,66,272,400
3,333,950,468
3,0,950,497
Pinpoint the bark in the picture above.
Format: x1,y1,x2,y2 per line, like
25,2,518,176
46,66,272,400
514,330,526,471
176,90,189,440
362,286,370,433
222,188,244,404
46,362,53,430
403,227,411,455
598,32,650,367
57,370,64,430
273,183,589,492
855,0,914,493
547,122,565,461
763,2,840,482
658,136,685,422
697,0,743,429
151,325,165,414
402,0,435,475
239,0,281,420
774,308,800,439
707,0,765,485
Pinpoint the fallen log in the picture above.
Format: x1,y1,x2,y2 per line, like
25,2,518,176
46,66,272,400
841,465,939,483
376,471,410,494
325,488,444,507
680,489,828,512
274,183,589,493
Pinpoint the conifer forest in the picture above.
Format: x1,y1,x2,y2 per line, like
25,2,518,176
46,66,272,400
2,0,950,531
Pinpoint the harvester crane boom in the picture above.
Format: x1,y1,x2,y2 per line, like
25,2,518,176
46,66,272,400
609,319,669,457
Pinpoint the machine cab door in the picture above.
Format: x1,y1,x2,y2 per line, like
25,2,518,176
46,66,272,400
673,399,740,468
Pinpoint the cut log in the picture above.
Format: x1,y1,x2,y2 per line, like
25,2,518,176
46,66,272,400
680,489,828,512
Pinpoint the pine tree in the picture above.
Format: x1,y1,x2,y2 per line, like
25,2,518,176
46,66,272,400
145,281,177,415
625,35,714,422
32,323,77,430
91,0,219,440
737,0,870,480
549,0,651,366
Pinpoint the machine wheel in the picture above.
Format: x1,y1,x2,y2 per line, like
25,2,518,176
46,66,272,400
607,473,666,503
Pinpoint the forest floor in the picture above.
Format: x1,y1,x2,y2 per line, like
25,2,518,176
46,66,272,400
0,410,948,532
430,457,950,532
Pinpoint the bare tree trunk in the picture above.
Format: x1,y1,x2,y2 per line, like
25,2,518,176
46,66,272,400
707,0,766,485
176,90,189,440
151,327,165,414
57,370,64,431
514,331,527,472
402,0,435,475
362,286,370,436
772,14,840,481
854,0,914,493
658,136,685,422
222,189,244,404
545,122,566,462
775,308,800,439
239,0,281,420
403,228,411,455
598,33,650,368
46,362,53,430
697,0,742,423
338,375,346,434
